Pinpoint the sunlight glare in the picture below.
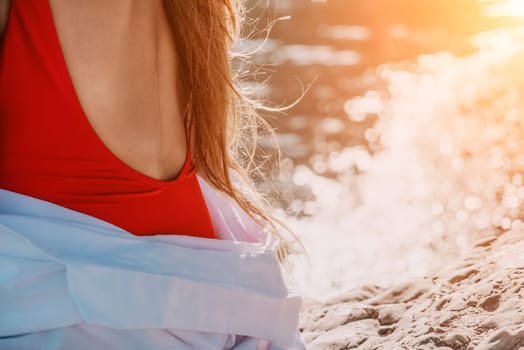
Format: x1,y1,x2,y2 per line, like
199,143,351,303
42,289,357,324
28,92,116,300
486,0,524,17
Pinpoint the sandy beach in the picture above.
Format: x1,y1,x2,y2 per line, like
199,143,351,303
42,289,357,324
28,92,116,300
299,222,524,349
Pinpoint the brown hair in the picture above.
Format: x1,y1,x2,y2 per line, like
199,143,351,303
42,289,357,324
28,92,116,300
163,0,291,258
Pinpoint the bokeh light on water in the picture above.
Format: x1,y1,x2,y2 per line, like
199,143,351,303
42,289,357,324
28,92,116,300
245,0,524,301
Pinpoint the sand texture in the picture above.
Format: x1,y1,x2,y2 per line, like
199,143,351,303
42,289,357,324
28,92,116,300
299,227,524,349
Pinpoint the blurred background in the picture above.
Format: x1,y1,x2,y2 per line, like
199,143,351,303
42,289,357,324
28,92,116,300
240,0,524,301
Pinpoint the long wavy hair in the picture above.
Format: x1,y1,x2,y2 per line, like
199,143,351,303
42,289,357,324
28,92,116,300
163,0,291,258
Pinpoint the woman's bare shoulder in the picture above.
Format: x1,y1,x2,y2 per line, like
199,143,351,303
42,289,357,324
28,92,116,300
0,0,10,36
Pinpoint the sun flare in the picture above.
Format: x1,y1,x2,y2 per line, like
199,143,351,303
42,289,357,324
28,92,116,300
486,0,524,17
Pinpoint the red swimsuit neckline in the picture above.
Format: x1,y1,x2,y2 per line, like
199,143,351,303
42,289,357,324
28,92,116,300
43,0,192,189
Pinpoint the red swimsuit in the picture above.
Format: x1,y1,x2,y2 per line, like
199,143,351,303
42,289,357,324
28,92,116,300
0,0,217,239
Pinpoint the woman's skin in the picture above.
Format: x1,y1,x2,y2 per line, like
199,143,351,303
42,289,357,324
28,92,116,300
0,0,188,182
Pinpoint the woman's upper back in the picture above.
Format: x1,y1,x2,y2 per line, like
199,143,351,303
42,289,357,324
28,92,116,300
0,0,217,238
3,0,187,181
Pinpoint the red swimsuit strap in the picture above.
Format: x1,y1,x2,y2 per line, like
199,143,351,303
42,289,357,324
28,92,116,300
0,0,217,238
